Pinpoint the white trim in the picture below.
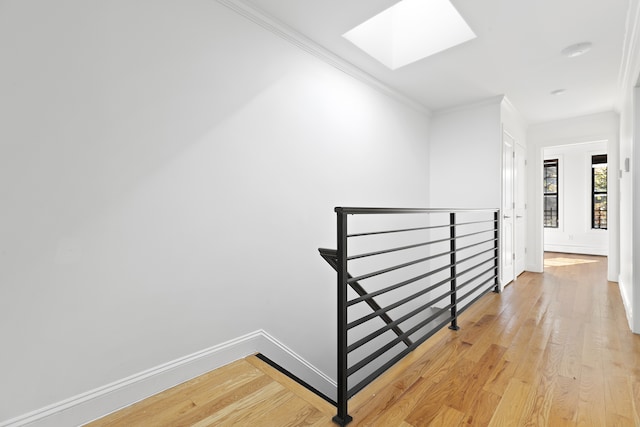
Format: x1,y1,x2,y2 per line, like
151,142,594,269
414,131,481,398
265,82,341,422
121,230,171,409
542,245,608,257
618,277,634,332
215,0,431,116
433,95,504,117
259,331,336,400
0,331,334,427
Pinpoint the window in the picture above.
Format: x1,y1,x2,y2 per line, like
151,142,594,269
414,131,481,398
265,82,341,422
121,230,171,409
543,159,559,228
592,154,607,229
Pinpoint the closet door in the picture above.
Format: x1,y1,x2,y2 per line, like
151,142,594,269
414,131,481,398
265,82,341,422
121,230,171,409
502,131,515,286
515,143,527,276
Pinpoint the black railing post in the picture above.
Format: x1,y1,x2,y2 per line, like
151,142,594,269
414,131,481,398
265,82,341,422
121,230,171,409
493,210,500,293
448,212,460,331
333,208,352,426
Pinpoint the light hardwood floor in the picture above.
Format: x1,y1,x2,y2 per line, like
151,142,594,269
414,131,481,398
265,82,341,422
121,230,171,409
87,253,640,426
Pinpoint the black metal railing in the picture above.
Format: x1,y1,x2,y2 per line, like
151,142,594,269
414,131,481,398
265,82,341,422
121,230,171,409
320,207,500,426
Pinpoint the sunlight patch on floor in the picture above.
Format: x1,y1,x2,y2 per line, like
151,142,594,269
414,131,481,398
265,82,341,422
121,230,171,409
544,257,599,267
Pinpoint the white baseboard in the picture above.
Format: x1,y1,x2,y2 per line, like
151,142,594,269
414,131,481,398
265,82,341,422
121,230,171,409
618,277,634,333
543,244,608,256
0,331,335,427
259,331,336,401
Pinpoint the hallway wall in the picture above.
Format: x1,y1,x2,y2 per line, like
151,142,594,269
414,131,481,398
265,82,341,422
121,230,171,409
0,1,430,422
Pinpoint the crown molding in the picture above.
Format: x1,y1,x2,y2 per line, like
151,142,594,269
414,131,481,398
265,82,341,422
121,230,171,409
432,94,504,117
215,0,431,116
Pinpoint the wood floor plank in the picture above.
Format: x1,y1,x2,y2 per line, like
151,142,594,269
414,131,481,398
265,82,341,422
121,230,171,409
86,359,263,426
517,340,564,426
482,355,514,397
404,357,476,426
426,405,465,427
188,381,288,426
463,389,501,427
172,374,277,426
487,378,534,427
262,397,329,427
631,375,640,426
603,375,635,422
351,376,436,426
547,375,580,426
576,364,606,426
448,344,506,413
245,355,335,416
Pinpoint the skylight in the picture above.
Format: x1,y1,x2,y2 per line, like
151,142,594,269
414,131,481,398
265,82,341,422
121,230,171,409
343,0,476,70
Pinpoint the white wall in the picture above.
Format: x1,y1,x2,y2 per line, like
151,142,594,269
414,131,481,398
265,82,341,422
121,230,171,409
430,97,503,209
619,86,639,333
527,112,619,278
542,142,609,255
633,88,640,333
0,0,431,422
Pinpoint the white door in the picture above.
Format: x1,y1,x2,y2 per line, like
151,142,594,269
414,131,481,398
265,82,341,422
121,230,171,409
502,132,515,286
515,143,526,276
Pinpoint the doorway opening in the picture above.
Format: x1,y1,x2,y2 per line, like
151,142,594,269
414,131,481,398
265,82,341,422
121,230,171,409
541,141,609,271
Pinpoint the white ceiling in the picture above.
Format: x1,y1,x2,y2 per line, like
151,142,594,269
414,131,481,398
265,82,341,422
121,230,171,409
244,0,634,124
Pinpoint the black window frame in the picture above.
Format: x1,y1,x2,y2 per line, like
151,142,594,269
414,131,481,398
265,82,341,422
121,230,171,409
544,159,559,228
592,154,607,230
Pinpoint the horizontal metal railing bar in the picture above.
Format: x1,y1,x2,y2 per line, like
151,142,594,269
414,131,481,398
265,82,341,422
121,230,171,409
323,245,490,290
347,278,454,353
456,246,497,265
347,238,448,261
454,255,498,279
335,207,499,215
347,228,493,261
347,312,454,399
346,252,493,309
346,219,495,238
347,248,453,284
347,304,453,377
454,219,498,227
457,280,498,315
450,228,496,241
347,273,453,330
456,237,498,253
458,275,498,303
347,223,451,238
347,261,454,307
456,266,497,293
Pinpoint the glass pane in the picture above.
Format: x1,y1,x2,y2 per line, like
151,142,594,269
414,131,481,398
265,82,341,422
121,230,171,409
544,177,557,193
544,165,557,193
593,194,607,229
544,195,558,228
593,165,607,192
